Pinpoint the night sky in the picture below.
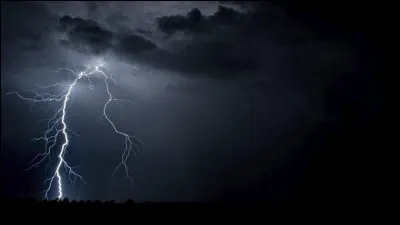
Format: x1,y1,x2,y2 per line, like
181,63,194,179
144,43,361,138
1,1,380,202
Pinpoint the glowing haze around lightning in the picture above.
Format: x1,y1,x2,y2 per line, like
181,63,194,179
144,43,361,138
6,64,141,200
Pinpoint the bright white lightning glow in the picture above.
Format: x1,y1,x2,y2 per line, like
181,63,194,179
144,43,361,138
6,65,142,200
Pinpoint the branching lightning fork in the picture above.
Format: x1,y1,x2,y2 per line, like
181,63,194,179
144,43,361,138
6,65,141,200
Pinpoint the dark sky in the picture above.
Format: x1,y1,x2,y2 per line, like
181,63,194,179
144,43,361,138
1,1,380,202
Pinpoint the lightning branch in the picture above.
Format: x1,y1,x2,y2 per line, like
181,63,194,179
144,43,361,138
6,65,141,200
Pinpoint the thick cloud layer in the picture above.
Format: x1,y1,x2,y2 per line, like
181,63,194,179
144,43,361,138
59,15,114,55
56,4,356,82
156,6,242,35
1,1,55,50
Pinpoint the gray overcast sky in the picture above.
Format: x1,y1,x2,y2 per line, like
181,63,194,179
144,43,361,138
1,1,377,202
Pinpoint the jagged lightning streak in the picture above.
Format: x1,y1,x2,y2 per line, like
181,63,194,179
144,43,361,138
6,65,141,200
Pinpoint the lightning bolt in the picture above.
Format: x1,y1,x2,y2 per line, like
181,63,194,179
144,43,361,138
5,65,142,200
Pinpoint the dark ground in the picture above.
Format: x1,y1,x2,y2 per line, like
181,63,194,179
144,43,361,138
0,0,385,217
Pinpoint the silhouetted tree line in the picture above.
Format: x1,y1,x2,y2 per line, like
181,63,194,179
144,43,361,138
0,198,158,208
1,198,275,214
0,198,274,207
1,198,303,219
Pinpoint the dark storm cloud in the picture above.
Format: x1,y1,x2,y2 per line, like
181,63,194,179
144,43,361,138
1,1,56,51
149,5,324,78
141,6,269,77
84,1,111,21
156,8,207,35
0,1,64,74
85,1,98,15
58,15,158,57
55,6,264,77
105,14,131,33
157,6,242,35
152,40,261,75
114,33,158,55
55,3,356,82
164,4,358,82
59,15,114,55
